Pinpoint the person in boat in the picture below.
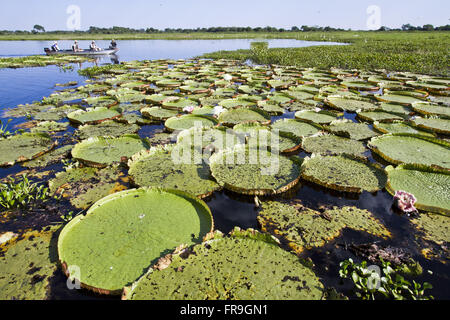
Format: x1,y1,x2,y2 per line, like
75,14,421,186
109,39,117,49
90,40,100,52
72,40,82,52
51,41,60,52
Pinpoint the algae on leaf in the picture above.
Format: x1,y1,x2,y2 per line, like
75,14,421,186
0,227,58,300
57,188,213,294
125,228,324,300
258,201,390,253
301,155,387,193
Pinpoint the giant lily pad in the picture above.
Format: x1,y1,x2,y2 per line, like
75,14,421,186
0,132,56,167
301,155,387,193
218,107,271,127
22,145,73,168
128,145,220,198
324,96,378,112
258,201,390,253
411,102,450,119
49,166,126,209
141,107,178,121
57,188,214,294
356,111,404,123
164,114,218,132
368,133,450,169
325,120,378,140
410,117,450,135
295,110,339,125
67,107,122,125
76,121,140,139
301,134,367,158
373,121,435,137
385,164,450,215
209,145,301,195
176,126,243,151
271,119,322,138
71,134,149,167
0,228,58,300
124,228,324,300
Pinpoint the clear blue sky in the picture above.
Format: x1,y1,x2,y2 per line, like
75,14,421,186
1,0,448,31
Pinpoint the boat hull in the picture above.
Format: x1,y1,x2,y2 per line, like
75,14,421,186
44,48,119,56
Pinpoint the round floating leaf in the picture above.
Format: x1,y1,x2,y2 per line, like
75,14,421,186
177,126,243,151
301,155,387,193
68,107,122,125
218,98,256,109
22,145,73,168
162,98,199,111
410,117,450,135
57,188,214,294
368,133,450,169
373,121,435,137
411,102,450,119
30,121,69,133
356,111,404,123
295,110,339,125
385,164,450,215
128,145,220,198
258,202,390,253
71,134,149,167
0,132,56,167
76,121,140,139
0,228,58,300
325,96,378,112
375,94,425,106
302,134,367,158
124,228,324,300
164,114,218,132
218,107,271,127
49,165,126,209
271,119,322,138
325,120,378,140
209,145,301,195
141,107,178,121
411,213,450,245
379,103,412,116
340,80,379,91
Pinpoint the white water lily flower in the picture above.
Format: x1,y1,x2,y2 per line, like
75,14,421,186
223,74,233,81
183,106,195,113
315,107,322,113
213,106,225,116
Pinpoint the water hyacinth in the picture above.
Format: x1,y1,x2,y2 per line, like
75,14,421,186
393,190,417,213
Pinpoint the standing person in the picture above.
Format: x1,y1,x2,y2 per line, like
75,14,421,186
72,40,82,52
51,41,60,51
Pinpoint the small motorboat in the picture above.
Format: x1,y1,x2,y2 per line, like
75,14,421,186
44,47,119,56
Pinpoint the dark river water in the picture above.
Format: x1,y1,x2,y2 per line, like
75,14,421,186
0,39,448,300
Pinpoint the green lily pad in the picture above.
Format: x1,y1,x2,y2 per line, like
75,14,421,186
68,107,122,125
385,164,450,215
162,98,199,111
411,213,450,245
301,155,387,193
0,132,56,167
124,228,324,300
128,145,220,198
177,126,243,151
273,113,317,131
49,165,126,209
30,121,69,133
218,107,271,127
410,117,450,135
22,145,73,168
83,96,117,108
71,134,149,167
76,121,140,139
0,228,58,300
295,110,339,125
379,103,413,116
373,121,435,137
368,133,450,169
375,94,424,106
141,107,178,121
325,96,378,112
209,145,301,195
411,102,450,119
301,134,367,158
356,111,404,123
164,114,218,132
57,187,214,294
325,120,378,140
218,98,256,109
258,201,390,253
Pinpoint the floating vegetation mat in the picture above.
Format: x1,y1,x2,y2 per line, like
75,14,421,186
124,228,324,300
1,57,449,299
57,188,213,294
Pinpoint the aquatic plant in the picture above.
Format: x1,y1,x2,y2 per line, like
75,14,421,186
0,119,13,138
339,259,433,300
393,191,418,213
0,174,51,210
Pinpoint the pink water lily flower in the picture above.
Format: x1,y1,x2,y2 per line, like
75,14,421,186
183,106,195,113
393,190,417,213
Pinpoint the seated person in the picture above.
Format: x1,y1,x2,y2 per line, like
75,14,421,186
89,40,100,51
51,41,60,51
109,39,117,49
72,40,82,52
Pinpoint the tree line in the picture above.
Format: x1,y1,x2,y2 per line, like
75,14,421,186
1,24,449,35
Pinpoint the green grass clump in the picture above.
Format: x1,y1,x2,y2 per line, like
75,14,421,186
0,174,50,210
